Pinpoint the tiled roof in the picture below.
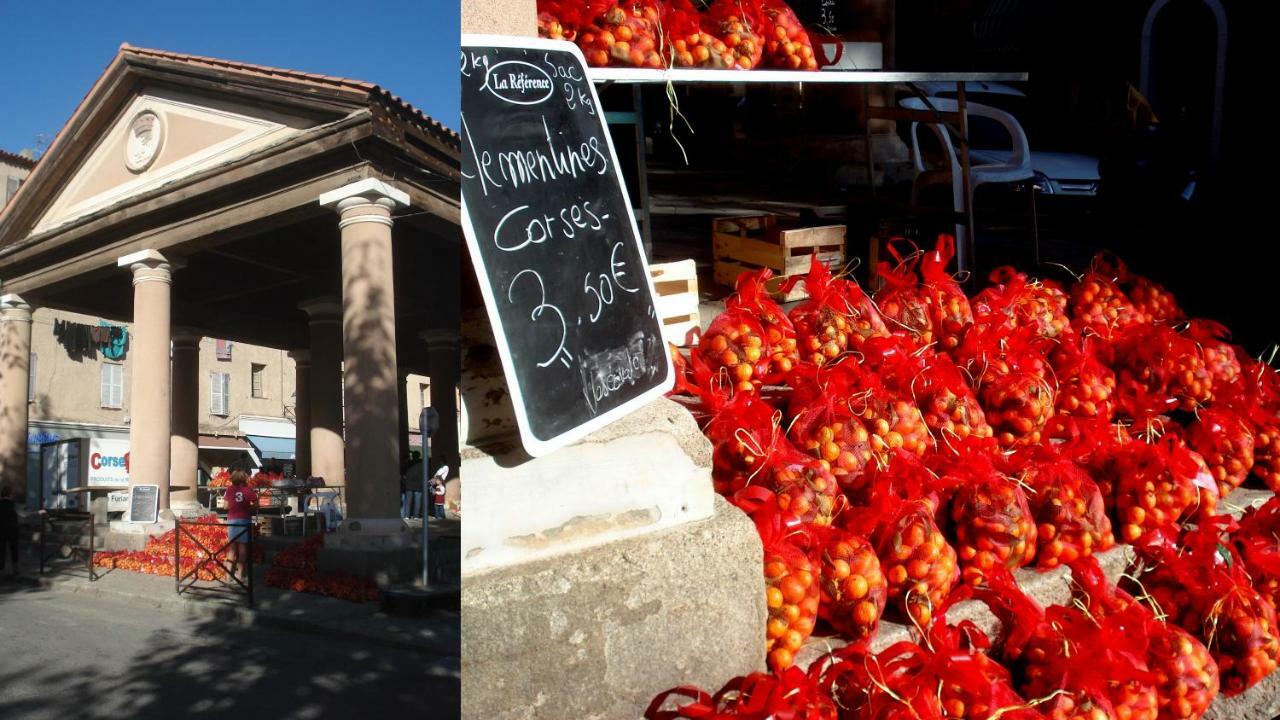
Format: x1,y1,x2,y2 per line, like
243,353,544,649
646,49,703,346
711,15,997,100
0,149,37,170
120,44,459,146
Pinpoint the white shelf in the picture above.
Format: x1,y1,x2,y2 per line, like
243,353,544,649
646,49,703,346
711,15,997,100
588,67,1028,85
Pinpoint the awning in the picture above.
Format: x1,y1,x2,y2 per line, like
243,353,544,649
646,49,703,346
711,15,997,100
198,435,261,469
198,435,251,450
247,434,295,460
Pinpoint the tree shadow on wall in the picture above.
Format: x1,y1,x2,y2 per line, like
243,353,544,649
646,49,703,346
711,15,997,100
342,239,402,519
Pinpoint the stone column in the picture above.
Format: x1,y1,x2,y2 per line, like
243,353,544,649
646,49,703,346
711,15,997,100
0,293,33,499
117,250,173,511
289,350,312,478
422,329,460,480
169,330,202,511
320,178,409,539
299,300,344,485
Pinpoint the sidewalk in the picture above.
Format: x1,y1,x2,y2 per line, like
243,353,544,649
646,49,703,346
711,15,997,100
3,535,460,660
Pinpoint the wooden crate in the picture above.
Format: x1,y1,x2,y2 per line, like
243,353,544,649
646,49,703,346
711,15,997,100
712,215,846,302
649,259,701,347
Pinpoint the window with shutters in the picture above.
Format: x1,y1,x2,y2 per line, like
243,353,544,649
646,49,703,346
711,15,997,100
419,382,429,409
251,363,266,398
28,352,37,402
211,372,230,416
215,339,233,360
100,363,123,409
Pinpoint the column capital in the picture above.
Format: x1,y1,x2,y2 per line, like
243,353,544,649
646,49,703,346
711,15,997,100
299,297,342,325
0,293,33,321
117,249,172,285
319,178,409,228
420,328,460,352
172,329,203,349
288,349,312,367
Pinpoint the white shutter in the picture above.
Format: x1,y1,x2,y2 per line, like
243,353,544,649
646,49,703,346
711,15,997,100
101,364,123,408
211,372,229,415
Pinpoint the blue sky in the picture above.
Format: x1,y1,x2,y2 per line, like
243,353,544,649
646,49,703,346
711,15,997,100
0,0,460,155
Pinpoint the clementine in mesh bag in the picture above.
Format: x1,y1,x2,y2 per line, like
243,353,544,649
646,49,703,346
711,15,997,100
1010,444,1114,570
1070,557,1218,720
969,266,1070,343
757,0,817,70
578,0,666,68
811,524,887,642
735,487,824,673
1184,406,1255,497
695,306,774,395
701,0,765,69
874,240,935,348
646,664,837,719
936,438,1038,583
728,268,801,383
784,254,890,367
1128,522,1280,696
1047,332,1116,432
1068,253,1147,342
919,234,975,352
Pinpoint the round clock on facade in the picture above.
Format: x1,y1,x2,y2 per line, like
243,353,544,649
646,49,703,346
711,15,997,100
124,111,163,173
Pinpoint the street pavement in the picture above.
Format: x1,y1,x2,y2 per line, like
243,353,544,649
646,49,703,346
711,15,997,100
0,580,460,719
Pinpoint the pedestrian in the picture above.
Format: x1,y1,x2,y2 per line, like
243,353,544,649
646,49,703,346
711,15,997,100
1,486,19,578
224,470,257,583
401,451,424,518
432,476,447,519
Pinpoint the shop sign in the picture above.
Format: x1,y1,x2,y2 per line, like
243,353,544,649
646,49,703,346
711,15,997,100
87,438,131,487
460,35,672,456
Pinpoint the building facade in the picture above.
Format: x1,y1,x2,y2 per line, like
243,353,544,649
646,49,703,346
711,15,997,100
1,149,36,208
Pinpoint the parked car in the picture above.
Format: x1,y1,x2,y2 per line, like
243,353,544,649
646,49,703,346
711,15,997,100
913,81,1100,197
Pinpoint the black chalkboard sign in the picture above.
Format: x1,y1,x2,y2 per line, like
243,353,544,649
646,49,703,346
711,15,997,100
128,484,158,524
460,35,673,456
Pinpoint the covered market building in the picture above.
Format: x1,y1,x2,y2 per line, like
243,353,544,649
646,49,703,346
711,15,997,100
0,44,460,571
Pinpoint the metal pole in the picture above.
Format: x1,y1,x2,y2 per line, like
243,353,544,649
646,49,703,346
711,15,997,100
174,518,180,594
420,407,439,588
421,409,431,588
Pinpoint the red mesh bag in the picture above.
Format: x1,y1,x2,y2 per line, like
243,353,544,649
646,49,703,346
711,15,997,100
701,0,765,69
1068,254,1148,341
1129,522,1280,695
757,0,818,70
1012,445,1115,569
980,569,1159,720
537,0,583,40
858,450,959,628
663,0,735,69
1186,319,1241,389
874,241,935,348
696,307,774,395
974,342,1055,449
735,488,823,672
919,234,975,353
1070,558,1219,720
1110,324,1213,414
748,440,844,528
919,588,1044,720
1100,254,1183,324
646,665,837,719
1112,434,1216,544
701,390,783,497
1051,416,1134,510
1047,332,1116,432
825,600,1039,720
785,255,890,367
1184,406,1255,497
1231,357,1280,490
1234,497,1280,618
812,525,887,642
937,439,1038,583
791,358,932,462
728,268,801,383
970,266,1070,343
578,0,665,68
786,373,875,496
872,339,991,444
667,343,699,397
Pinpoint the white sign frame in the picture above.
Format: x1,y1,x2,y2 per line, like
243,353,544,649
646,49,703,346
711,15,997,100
127,484,160,524
459,34,675,457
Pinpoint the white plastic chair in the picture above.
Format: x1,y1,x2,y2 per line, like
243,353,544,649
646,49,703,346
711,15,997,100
901,96,1040,265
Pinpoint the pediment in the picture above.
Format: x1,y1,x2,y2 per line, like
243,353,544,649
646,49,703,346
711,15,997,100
31,88,312,235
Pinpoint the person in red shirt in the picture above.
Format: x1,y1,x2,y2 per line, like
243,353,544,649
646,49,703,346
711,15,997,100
224,470,258,582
